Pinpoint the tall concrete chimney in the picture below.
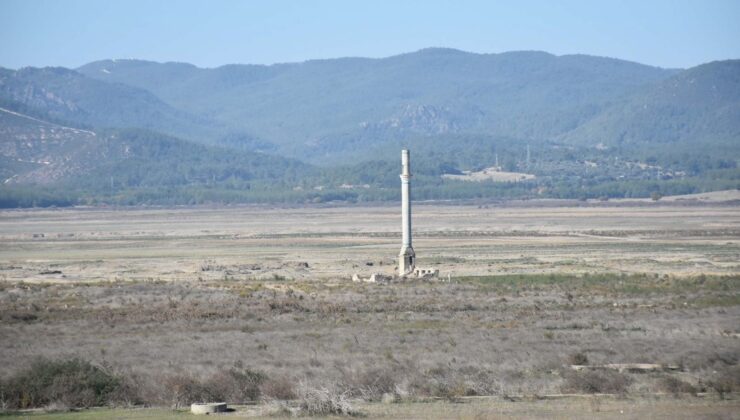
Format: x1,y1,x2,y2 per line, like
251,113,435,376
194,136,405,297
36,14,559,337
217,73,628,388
399,149,415,275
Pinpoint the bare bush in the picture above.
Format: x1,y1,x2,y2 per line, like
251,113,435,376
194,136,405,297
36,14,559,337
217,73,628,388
260,375,297,401
404,364,501,399
107,372,145,407
162,374,215,409
561,370,632,394
162,367,266,408
707,366,740,398
657,376,696,395
568,352,589,365
336,366,398,401
410,366,466,399
209,368,266,402
200,260,225,272
297,383,358,416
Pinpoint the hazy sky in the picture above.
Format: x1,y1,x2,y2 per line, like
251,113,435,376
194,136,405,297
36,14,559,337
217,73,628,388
1,0,738,69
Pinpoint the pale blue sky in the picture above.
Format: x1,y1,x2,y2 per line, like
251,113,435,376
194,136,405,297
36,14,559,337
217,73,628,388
1,0,738,69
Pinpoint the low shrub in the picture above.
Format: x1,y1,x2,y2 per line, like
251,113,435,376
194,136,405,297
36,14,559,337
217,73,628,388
163,374,217,409
568,352,589,365
260,375,297,400
0,358,128,409
210,368,266,402
409,366,468,399
561,369,631,394
163,367,266,408
297,383,358,416
657,376,697,395
707,366,740,398
337,366,397,401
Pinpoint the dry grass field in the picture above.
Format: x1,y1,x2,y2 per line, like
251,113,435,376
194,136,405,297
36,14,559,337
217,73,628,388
0,202,738,417
3,397,740,419
1,203,737,283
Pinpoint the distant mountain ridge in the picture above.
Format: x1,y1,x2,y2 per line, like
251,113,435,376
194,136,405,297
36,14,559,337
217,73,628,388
559,60,740,148
0,66,219,142
0,48,738,207
0,106,313,191
75,48,683,161
0,106,99,184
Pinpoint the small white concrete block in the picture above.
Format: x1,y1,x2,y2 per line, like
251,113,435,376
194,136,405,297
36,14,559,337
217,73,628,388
191,402,227,414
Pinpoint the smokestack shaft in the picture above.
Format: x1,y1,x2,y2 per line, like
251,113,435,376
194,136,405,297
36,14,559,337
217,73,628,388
401,150,411,248
399,149,415,276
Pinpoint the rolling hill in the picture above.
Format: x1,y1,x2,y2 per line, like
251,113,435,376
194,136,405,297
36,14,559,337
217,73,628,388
559,60,740,150
0,105,315,206
0,106,101,185
1,48,737,207
0,66,219,143
77,49,680,162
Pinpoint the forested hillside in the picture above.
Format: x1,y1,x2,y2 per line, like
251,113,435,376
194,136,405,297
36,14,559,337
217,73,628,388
0,107,316,207
560,60,740,149
78,49,679,161
0,67,218,142
0,49,737,207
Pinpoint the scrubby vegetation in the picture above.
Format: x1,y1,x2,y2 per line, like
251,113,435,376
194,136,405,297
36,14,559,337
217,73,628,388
1,273,738,413
561,370,632,395
0,206,736,416
0,358,126,409
297,384,358,417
